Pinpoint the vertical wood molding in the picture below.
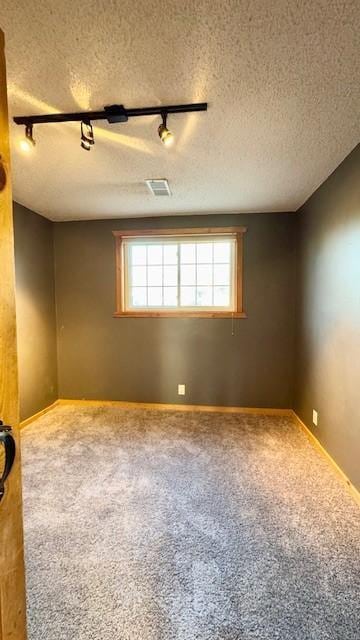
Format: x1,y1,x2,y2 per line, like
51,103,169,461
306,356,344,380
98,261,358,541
0,28,27,640
236,232,244,314
114,235,123,315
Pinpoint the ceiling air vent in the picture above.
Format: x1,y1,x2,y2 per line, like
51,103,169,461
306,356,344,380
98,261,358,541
146,179,171,197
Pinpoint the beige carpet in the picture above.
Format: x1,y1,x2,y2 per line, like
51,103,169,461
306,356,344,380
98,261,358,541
21,405,360,639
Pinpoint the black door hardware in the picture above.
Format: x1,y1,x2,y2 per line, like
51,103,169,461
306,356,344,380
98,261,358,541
0,420,16,503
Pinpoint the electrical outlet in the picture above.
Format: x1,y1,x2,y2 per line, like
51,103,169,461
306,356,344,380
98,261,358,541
312,409,318,426
178,384,186,396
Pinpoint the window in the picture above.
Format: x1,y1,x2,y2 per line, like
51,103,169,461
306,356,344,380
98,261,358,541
113,227,246,318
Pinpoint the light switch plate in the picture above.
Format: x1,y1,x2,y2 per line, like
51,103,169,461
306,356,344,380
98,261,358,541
312,409,318,426
178,384,186,396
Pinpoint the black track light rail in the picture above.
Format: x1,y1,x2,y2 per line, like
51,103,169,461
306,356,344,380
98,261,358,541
14,102,208,127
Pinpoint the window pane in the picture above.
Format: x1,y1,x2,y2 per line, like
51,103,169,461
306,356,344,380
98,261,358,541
147,265,163,286
131,287,147,307
163,287,177,306
214,242,231,263
124,235,237,313
148,287,162,306
164,244,178,264
163,265,177,286
148,245,163,265
197,243,213,263
214,263,230,285
180,243,195,263
196,286,212,306
197,264,212,286
181,264,196,285
214,286,230,306
180,286,196,306
131,245,146,265
131,266,147,287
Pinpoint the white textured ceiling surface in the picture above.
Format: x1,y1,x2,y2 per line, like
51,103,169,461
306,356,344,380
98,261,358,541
2,0,360,220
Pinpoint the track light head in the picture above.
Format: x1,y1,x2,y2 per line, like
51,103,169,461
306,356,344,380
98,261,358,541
20,124,36,153
81,120,94,151
158,113,173,146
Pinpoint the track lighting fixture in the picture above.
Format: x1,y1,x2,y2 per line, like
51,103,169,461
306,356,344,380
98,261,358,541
14,102,207,151
158,112,174,146
20,123,36,153
81,121,94,151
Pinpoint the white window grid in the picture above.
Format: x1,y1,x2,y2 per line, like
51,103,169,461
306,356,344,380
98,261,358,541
123,236,237,312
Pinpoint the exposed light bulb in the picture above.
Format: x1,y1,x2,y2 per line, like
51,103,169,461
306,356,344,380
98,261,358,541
159,125,174,146
20,124,36,153
19,138,33,153
158,113,174,146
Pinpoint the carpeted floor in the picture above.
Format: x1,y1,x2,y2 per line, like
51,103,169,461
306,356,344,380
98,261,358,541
21,405,360,640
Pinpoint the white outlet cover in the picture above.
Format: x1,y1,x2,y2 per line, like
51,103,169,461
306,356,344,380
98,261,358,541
178,384,186,396
312,409,318,426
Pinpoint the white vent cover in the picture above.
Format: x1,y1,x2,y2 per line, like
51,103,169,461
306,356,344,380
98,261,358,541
146,179,171,196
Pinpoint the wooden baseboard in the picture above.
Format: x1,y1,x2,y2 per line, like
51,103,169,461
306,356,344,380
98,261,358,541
57,398,292,417
292,411,360,508
20,400,60,429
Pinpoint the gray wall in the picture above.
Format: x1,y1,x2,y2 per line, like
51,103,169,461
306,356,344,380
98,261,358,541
54,213,296,408
13,203,58,420
295,144,360,489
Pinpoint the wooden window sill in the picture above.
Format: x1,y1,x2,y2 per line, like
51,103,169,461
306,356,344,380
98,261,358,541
113,311,247,318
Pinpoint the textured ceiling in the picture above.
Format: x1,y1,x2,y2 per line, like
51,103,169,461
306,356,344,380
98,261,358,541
2,0,360,221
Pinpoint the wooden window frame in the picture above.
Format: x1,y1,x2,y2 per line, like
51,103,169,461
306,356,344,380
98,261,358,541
112,227,247,318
